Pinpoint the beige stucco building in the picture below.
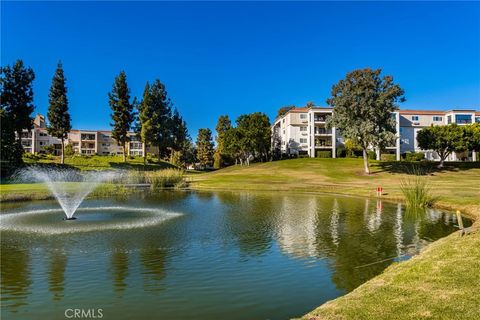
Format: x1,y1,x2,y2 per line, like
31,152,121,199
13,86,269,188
21,114,147,156
272,107,480,161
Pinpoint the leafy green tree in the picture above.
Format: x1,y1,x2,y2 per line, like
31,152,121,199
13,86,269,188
236,112,271,164
0,109,23,174
326,68,405,174
463,123,480,158
196,128,214,168
223,127,242,165
214,115,232,168
416,124,463,168
305,101,315,108
109,71,135,162
0,59,35,150
47,62,71,164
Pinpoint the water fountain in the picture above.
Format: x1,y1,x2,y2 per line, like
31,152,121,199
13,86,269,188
1,167,182,234
15,167,120,220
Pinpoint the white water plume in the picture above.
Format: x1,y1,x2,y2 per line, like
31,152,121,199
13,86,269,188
15,167,121,219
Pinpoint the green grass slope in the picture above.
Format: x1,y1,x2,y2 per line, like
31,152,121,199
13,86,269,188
191,158,480,217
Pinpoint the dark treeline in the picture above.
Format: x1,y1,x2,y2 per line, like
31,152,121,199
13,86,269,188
205,112,271,169
0,59,193,175
0,60,35,174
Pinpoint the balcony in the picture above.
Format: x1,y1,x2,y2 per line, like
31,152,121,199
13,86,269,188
81,134,96,141
81,143,95,149
315,138,332,148
314,128,332,135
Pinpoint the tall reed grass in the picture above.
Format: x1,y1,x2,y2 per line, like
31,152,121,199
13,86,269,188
400,167,436,209
126,169,185,189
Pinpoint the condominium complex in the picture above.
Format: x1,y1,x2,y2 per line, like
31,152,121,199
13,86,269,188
20,114,147,156
272,107,480,161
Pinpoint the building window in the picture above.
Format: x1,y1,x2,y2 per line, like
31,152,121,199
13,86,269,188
476,117,480,123
455,114,472,124
300,126,307,132
411,116,419,121
300,114,307,119
130,142,142,149
300,138,307,144
81,133,96,140
447,115,452,124
39,132,48,137
314,114,327,122
433,116,442,122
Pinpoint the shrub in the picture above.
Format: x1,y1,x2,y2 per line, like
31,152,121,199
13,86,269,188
381,154,396,161
64,144,75,157
336,147,346,158
42,145,56,155
344,139,361,157
367,150,376,160
404,152,425,161
316,150,332,158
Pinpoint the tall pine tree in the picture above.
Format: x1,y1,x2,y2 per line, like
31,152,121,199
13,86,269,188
47,61,71,164
196,128,214,169
214,115,231,168
171,108,188,151
150,79,172,162
138,82,155,164
109,71,134,162
0,59,35,149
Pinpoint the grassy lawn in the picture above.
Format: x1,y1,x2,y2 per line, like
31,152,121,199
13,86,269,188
22,154,175,171
189,158,480,320
303,230,480,320
0,155,179,201
190,158,480,218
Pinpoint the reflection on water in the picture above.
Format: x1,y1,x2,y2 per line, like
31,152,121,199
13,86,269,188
1,246,32,312
0,191,470,320
48,249,67,301
111,247,129,293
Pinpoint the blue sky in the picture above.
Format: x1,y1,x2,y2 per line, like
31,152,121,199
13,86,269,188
2,1,479,138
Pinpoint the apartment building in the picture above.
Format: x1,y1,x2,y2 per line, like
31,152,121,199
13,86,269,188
399,109,479,161
272,107,338,158
20,114,147,156
272,107,480,161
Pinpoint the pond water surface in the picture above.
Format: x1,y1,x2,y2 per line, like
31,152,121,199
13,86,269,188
0,191,469,320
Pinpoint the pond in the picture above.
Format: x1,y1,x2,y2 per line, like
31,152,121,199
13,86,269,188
0,191,470,320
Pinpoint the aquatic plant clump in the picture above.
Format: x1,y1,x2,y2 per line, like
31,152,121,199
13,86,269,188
400,175,435,209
